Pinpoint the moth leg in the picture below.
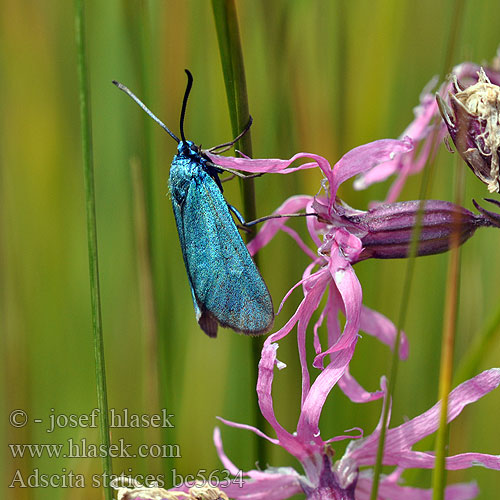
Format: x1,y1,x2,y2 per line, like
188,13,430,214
221,171,264,183
206,161,264,180
227,203,318,228
206,116,253,153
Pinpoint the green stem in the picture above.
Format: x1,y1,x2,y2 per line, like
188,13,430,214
212,0,256,221
431,2,466,493
369,224,418,500
370,121,436,500
212,0,267,468
74,2,113,499
370,2,465,497
432,213,461,499
432,141,466,500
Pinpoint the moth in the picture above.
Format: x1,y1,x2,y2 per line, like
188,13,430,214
113,71,274,337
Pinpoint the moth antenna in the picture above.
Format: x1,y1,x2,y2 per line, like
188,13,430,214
112,80,180,143
180,69,194,144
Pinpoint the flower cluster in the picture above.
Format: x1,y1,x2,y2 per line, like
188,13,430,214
113,56,500,500
205,138,500,499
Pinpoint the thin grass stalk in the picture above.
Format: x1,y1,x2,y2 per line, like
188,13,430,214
211,0,267,467
211,0,256,219
74,1,113,499
432,161,464,499
368,206,420,500
369,3,465,496
370,79,440,500
431,3,466,496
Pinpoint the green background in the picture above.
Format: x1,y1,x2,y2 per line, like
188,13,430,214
2,1,500,499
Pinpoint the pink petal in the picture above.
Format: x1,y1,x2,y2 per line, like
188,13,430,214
247,195,313,256
269,266,329,345
325,427,364,443
338,367,384,403
296,341,357,444
279,225,318,261
355,472,479,500
444,452,500,470
213,427,245,475
313,285,382,407
352,76,442,194
329,138,413,204
257,342,314,461
382,129,443,203
297,275,331,406
265,266,330,409
206,151,331,176
352,157,401,190
349,369,500,467
312,300,328,356
384,368,500,452
216,418,279,446
402,79,440,140
368,450,500,471
306,198,325,248
276,261,320,315
326,284,343,347
312,230,363,368
222,472,302,500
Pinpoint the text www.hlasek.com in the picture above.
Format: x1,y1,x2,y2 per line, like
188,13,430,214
9,439,180,459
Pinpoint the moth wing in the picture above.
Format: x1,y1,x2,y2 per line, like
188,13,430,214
180,173,274,336
171,191,219,337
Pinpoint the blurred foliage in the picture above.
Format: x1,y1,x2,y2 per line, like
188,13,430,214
2,1,500,499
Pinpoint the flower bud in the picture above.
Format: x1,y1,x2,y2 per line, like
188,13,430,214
343,199,500,261
437,68,500,193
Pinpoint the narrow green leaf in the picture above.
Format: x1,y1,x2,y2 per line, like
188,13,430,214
74,1,113,499
211,0,267,468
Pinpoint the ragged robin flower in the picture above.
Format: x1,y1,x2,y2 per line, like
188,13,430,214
111,137,500,499
214,356,500,499
206,139,500,498
207,138,500,371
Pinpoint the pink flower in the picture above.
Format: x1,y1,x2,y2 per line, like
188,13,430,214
208,139,414,390
352,57,500,203
111,138,500,499
207,138,500,373
214,360,500,500
205,141,500,498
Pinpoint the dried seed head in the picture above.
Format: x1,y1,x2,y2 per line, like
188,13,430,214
438,68,500,193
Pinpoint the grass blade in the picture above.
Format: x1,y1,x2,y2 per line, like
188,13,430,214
74,1,113,498
212,0,267,467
